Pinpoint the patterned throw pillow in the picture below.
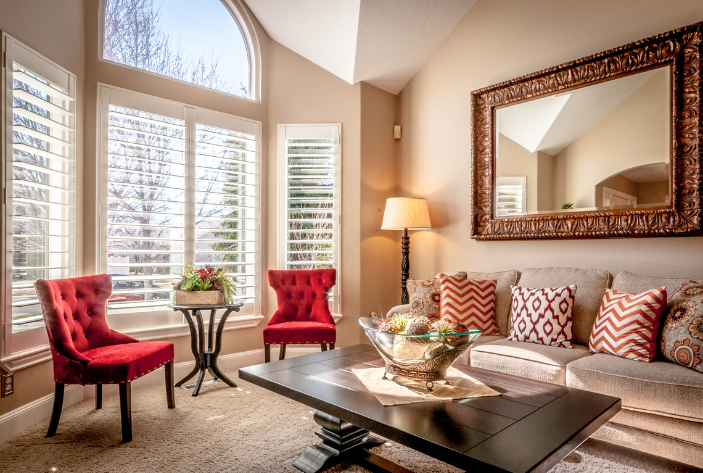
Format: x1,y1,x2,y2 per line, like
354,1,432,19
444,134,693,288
407,272,468,318
439,276,499,335
589,288,667,362
407,278,441,318
660,281,703,372
508,285,576,348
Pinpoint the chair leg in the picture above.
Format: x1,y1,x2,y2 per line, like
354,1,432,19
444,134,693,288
264,344,271,363
330,342,335,350
321,343,328,352
46,382,64,438
119,382,132,443
95,384,102,410
279,344,287,360
165,360,175,409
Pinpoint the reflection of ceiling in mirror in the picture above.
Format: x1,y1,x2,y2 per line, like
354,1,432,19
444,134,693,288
497,68,666,156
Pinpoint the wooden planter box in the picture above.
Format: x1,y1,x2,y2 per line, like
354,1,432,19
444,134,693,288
174,290,224,306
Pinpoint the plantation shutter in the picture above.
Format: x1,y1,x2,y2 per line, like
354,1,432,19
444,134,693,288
106,104,186,309
278,124,341,311
194,123,257,303
8,41,76,334
495,176,526,217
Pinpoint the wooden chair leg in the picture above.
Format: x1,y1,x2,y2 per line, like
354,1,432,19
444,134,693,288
119,382,132,443
330,342,335,350
321,343,328,352
279,344,287,360
264,344,271,363
165,360,175,409
46,382,64,438
95,384,102,410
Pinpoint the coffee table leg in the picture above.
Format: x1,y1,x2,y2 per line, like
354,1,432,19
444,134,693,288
293,411,407,473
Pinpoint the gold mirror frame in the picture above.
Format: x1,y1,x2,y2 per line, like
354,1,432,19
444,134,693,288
471,22,702,240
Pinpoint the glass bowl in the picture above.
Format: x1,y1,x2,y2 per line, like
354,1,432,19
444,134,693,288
358,317,482,389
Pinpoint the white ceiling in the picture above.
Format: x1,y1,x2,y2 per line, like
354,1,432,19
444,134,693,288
243,0,477,94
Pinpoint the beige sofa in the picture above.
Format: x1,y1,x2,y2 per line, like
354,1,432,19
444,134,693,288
387,268,703,468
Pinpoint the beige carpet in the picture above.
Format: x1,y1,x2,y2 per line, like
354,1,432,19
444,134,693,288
0,371,699,473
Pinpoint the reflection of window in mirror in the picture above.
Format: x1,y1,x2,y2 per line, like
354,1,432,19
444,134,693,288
496,65,671,215
496,177,526,217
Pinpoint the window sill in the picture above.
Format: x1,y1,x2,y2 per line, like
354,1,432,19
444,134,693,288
0,314,265,372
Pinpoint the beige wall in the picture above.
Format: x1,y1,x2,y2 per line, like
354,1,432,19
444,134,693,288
554,69,669,209
397,0,703,284
497,134,538,214
360,83,400,323
267,41,362,347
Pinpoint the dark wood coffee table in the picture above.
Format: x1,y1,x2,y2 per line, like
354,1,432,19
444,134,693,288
239,345,620,473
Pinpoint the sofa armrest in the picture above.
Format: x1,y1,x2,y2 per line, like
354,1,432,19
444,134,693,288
386,304,411,318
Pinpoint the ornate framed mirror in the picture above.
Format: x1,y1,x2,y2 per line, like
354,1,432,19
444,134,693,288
471,22,702,240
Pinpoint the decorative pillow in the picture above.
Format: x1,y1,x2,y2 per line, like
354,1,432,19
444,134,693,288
508,285,576,348
439,276,499,335
407,272,468,318
660,281,703,372
589,288,667,362
407,278,441,318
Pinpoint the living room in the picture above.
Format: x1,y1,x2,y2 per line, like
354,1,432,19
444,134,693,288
1,0,702,472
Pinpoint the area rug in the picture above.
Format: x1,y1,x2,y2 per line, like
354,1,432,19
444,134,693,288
0,371,699,473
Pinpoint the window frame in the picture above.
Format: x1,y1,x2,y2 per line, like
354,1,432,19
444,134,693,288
97,83,263,335
97,0,261,103
277,124,342,316
1,33,78,371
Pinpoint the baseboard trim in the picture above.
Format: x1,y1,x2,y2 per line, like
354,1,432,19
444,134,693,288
0,345,322,442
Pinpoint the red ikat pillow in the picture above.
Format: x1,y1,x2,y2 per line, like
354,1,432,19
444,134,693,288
589,288,667,362
508,285,577,348
439,276,499,335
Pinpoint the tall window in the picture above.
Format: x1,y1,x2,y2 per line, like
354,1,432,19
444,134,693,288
99,86,260,331
278,125,341,313
101,0,257,100
2,34,76,360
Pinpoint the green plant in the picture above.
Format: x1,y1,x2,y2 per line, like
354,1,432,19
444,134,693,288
561,203,574,209
173,263,237,303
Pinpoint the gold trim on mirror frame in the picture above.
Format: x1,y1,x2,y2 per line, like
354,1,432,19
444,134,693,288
471,22,702,240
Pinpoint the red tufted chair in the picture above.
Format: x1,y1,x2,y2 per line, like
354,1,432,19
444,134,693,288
34,274,175,442
264,269,337,362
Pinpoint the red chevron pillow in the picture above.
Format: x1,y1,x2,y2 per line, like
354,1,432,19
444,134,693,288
508,285,576,348
439,276,499,335
589,288,667,362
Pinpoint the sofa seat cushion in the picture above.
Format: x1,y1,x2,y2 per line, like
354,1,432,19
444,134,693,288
460,335,505,365
469,339,591,385
566,353,703,422
516,267,611,347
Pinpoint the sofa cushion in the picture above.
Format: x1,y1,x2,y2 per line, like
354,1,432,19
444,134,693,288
589,287,668,362
508,285,576,348
611,271,701,297
566,353,703,422
470,339,591,385
517,267,611,347
459,334,505,365
463,270,519,337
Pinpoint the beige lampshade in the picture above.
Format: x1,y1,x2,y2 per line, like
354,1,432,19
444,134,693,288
381,197,432,230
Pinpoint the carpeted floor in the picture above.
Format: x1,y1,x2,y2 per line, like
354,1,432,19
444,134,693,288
0,371,700,473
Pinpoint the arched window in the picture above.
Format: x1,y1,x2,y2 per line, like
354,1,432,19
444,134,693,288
101,0,258,100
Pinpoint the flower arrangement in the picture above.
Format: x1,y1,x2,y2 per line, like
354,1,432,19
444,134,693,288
173,263,236,303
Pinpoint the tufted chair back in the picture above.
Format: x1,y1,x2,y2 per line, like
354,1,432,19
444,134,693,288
268,269,336,325
34,274,137,366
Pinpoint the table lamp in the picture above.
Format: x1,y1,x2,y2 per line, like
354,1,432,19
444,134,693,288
381,197,432,304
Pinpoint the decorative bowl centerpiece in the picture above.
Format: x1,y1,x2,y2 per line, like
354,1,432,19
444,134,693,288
172,263,236,306
359,315,481,390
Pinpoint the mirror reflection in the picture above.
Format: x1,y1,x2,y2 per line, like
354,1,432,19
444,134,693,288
495,66,671,217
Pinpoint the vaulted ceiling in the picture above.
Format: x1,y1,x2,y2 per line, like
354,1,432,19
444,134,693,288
243,0,477,94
